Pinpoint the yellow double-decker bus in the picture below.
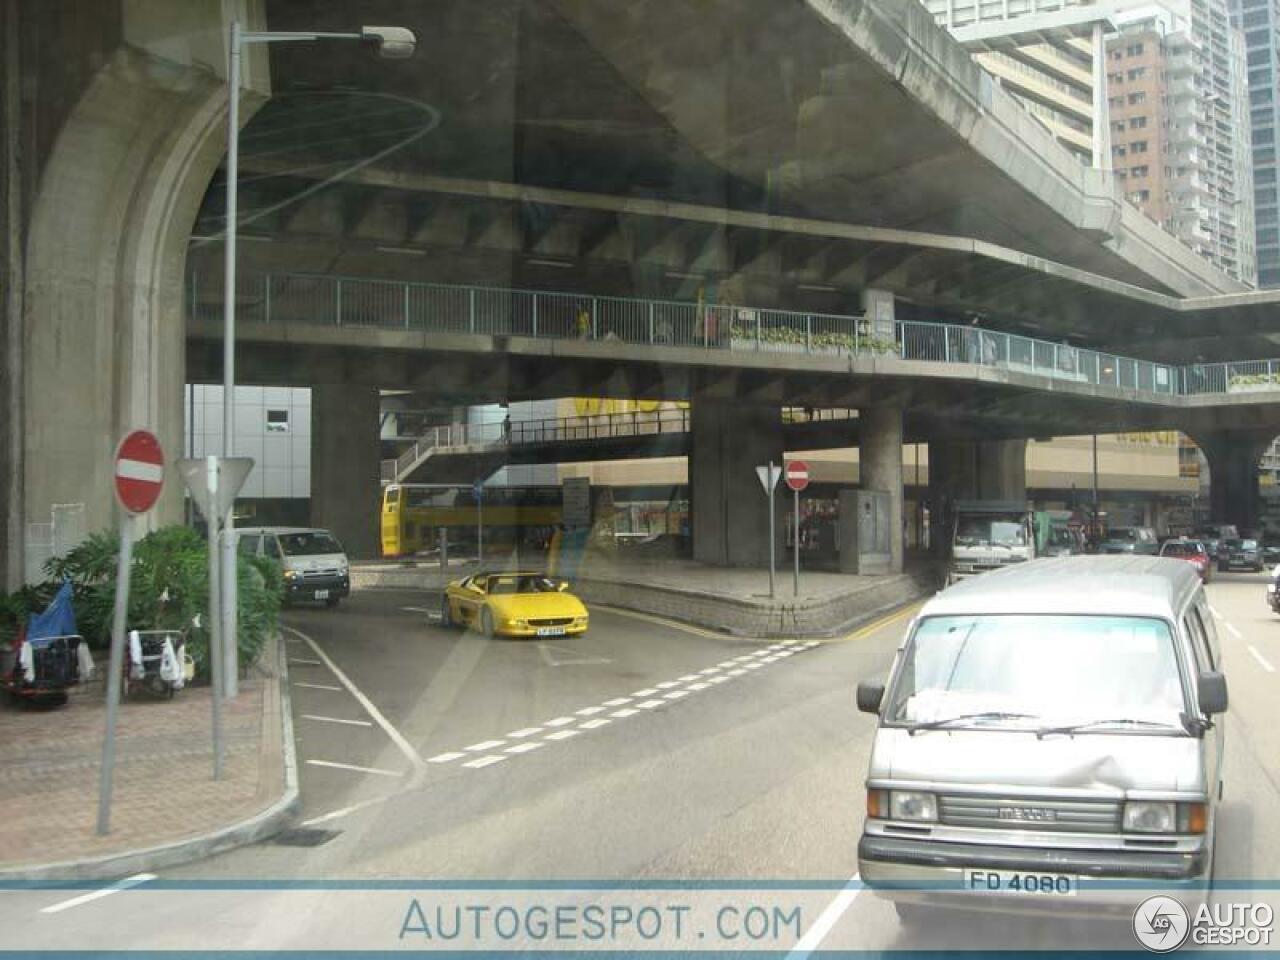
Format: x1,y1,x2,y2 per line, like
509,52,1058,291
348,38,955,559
380,483,564,557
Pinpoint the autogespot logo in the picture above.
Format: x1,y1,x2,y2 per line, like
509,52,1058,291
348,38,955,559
1133,895,1191,953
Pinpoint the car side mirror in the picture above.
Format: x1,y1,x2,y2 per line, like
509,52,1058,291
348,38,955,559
856,681,885,715
1197,671,1228,715
557,581,570,592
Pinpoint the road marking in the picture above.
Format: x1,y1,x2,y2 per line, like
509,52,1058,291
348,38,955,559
664,690,691,700
1225,622,1244,640
655,681,682,689
637,699,665,709
675,674,699,683
464,740,506,752
610,708,640,718
306,759,403,778
1249,645,1277,673
707,675,730,685
828,604,921,645
545,729,581,741
537,641,613,667
288,658,322,666
401,606,435,615
590,603,742,640
632,688,659,697
699,668,722,675
506,741,546,755
507,727,543,738
1208,605,1223,620
462,755,508,769
544,717,576,727
286,627,428,782
727,669,748,677
743,662,764,670
787,874,861,958
427,752,466,764
293,682,342,692
603,697,632,707
716,660,737,668
302,714,373,728
576,706,606,716
686,682,711,691
40,873,156,915
580,718,612,730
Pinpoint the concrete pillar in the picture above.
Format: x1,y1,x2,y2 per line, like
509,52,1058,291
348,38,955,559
312,385,382,559
928,438,1027,557
1192,430,1273,533
860,406,904,573
690,398,784,567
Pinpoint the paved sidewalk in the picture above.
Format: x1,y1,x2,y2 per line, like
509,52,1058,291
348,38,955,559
0,636,289,876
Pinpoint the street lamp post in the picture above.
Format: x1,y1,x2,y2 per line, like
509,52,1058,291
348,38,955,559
220,20,416,696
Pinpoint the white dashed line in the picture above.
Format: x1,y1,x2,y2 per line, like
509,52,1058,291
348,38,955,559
428,752,466,764
575,706,605,716
610,708,640,718
293,682,342,692
506,741,546,755
288,658,323,666
462,755,508,769
302,714,373,728
1225,622,1244,640
637,699,665,709
464,740,506,752
580,718,612,730
507,727,543,738
716,660,737,668
40,874,156,914
664,690,691,700
727,669,748,677
1208,605,1222,619
544,717,576,727
744,662,764,670
707,675,730,684
632,688,659,696
675,674,699,683
603,697,632,707
1249,645,1276,673
686,682,711,691
699,668,722,675
545,729,581,741
306,759,403,778
655,681,682,689
787,874,861,958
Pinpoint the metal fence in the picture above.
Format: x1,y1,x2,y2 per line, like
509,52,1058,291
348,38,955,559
190,271,1252,400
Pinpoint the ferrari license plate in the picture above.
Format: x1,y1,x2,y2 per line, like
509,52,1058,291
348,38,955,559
536,626,566,637
314,589,329,600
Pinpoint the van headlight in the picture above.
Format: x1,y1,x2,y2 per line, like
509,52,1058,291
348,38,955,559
1123,801,1176,833
284,570,300,582
888,791,938,822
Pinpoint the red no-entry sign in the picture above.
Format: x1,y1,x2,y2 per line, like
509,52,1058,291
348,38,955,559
114,430,165,514
785,460,810,492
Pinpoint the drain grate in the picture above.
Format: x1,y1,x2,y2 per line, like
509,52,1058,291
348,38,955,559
270,827,341,847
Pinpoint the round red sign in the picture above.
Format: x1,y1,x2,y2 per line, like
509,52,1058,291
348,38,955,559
114,430,165,514
785,459,810,492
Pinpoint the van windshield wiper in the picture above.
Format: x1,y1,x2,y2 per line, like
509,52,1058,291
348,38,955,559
906,711,1039,735
1035,717,1181,739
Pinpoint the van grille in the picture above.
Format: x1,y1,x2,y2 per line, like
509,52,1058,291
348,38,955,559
938,795,1122,833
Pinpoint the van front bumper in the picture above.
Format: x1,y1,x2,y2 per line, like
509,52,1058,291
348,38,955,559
859,834,1209,914
285,575,350,601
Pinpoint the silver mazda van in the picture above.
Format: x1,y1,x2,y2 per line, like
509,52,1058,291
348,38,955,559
856,556,1227,920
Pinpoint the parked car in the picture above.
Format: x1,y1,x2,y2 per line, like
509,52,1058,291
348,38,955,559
1217,538,1264,573
1262,539,1280,566
1159,538,1212,582
1195,524,1239,559
1099,526,1159,555
856,556,1226,922
237,526,351,608
441,571,589,638
1267,566,1280,615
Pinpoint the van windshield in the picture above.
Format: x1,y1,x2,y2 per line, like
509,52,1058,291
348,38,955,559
278,532,343,557
955,518,1025,547
888,615,1186,730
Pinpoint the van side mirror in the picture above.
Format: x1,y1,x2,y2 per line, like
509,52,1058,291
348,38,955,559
856,681,885,715
1197,671,1228,715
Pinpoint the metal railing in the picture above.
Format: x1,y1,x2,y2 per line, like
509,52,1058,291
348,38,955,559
188,270,1259,400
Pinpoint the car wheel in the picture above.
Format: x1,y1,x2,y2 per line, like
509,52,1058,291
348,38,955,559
479,607,496,638
440,596,453,628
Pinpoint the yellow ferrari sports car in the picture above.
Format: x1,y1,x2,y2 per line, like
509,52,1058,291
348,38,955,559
440,571,589,638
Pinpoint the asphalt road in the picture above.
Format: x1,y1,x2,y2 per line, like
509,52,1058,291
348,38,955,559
8,574,1280,953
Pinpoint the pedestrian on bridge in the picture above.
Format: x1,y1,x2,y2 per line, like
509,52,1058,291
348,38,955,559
576,304,592,339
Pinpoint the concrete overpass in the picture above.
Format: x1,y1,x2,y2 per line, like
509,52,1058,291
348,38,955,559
6,0,1279,587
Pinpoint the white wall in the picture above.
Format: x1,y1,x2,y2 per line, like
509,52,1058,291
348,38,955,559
185,385,311,499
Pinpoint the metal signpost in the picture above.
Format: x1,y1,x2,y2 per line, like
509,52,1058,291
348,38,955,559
99,430,166,835
785,460,810,598
755,462,782,599
474,479,485,566
177,456,253,781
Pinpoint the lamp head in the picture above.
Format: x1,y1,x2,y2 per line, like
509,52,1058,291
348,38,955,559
362,25,416,59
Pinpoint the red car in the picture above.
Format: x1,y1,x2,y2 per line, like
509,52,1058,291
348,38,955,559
1159,538,1212,582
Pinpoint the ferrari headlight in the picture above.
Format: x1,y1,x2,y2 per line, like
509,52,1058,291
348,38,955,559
508,618,528,627
1123,801,1176,833
889,791,938,822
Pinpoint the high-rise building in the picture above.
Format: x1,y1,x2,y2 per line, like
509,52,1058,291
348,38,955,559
922,0,1116,166
1108,2,1256,284
1228,0,1280,287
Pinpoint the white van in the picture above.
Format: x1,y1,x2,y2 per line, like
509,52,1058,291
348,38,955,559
237,527,350,608
856,556,1226,921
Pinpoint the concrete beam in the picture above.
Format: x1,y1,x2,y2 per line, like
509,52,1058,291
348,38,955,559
860,405,905,573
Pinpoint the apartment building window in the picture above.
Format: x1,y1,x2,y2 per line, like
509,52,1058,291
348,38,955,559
1109,72,1124,84
1114,120,1126,133
1113,144,1127,157
1130,116,1148,129
1131,140,1149,153
1127,67,1147,80
1128,91,1147,105
1109,95,1124,108
1111,49,1123,61
1126,43,1144,56
1131,165,1150,177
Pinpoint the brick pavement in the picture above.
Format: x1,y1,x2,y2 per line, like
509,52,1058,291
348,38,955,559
0,637,284,871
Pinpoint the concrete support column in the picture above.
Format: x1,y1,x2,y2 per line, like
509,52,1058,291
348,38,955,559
860,405,904,573
1192,430,1273,533
690,398,784,567
312,385,382,559
928,438,1028,557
